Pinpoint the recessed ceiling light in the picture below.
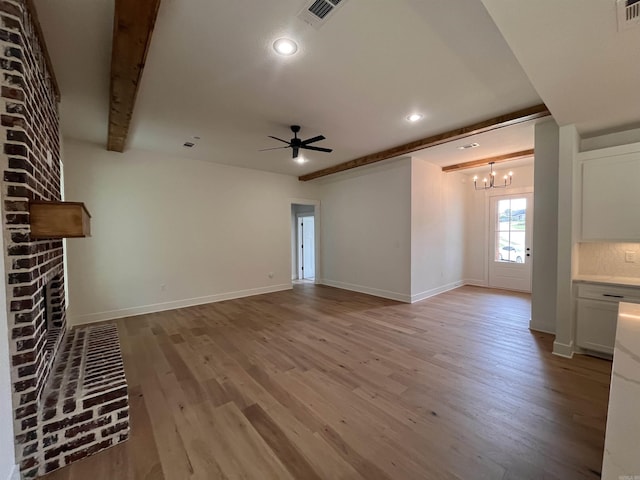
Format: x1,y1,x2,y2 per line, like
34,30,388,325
183,142,195,148
273,38,298,56
294,156,306,164
407,113,424,122
458,142,480,150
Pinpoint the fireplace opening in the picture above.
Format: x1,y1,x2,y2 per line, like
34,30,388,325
43,275,62,354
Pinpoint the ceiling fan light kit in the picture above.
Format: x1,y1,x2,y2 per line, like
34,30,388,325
261,125,333,159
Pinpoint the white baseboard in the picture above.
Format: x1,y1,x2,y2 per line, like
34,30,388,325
552,340,574,358
410,281,464,303
69,284,292,325
319,279,411,303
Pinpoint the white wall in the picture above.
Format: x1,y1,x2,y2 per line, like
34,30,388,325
411,159,466,301
531,119,560,334
319,159,412,301
318,157,469,303
63,139,320,325
581,127,640,152
0,210,18,480
463,163,535,286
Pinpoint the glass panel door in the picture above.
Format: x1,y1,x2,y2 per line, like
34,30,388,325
495,197,527,264
489,193,533,292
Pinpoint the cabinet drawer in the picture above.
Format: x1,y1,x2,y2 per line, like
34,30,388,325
576,283,640,304
576,299,618,355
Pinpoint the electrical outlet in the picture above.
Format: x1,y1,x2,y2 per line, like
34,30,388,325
268,272,274,279
160,283,166,291
625,251,636,263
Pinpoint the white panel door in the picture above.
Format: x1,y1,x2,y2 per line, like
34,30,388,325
576,299,618,355
488,194,533,292
297,215,315,279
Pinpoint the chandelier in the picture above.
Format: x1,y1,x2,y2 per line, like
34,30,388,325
473,162,513,190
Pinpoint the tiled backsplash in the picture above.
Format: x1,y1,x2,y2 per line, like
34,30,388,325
579,242,640,277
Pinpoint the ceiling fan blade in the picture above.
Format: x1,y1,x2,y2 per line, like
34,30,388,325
268,136,291,144
292,146,299,158
301,145,333,153
258,146,290,151
301,135,325,145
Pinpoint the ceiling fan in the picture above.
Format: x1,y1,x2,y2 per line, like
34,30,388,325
260,125,333,159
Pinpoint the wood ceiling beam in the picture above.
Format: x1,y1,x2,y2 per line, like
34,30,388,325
108,0,162,152
441,149,534,173
298,104,550,181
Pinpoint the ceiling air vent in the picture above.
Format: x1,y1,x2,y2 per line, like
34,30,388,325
617,0,640,31
298,0,348,29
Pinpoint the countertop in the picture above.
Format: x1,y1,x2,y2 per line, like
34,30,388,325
573,274,640,287
601,302,640,479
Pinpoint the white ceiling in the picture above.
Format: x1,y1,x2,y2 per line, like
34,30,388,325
33,0,638,178
34,0,113,147
481,0,640,137
413,119,536,168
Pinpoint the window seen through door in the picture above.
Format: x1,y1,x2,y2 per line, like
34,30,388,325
495,198,526,263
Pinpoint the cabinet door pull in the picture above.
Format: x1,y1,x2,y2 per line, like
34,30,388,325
603,294,624,298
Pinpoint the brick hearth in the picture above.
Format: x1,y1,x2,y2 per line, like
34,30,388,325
39,324,129,475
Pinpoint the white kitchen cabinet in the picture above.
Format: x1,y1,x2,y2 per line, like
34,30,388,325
576,299,619,355
575,282,640,355
580,145,640,241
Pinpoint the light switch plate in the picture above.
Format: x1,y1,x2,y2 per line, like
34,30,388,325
625,251,636,263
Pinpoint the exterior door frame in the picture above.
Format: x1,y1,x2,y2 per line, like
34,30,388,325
488,192,533,292
482,187,534,289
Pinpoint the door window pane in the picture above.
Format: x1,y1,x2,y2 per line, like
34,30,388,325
495,198,527,263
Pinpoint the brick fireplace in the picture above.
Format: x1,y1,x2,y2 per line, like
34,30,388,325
1,1,128,477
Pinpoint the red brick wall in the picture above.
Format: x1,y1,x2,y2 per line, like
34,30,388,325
0,0,65,477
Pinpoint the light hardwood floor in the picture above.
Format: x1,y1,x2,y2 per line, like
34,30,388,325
43,285,611,480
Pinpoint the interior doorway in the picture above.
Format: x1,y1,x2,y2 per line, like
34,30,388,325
488,193,533,292
291,202,318,282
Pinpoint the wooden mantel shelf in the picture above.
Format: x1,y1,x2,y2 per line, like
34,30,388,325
29,201,91,239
